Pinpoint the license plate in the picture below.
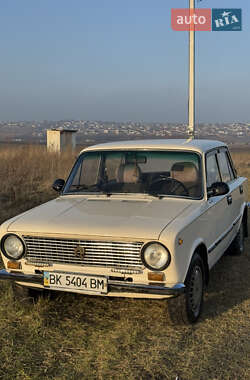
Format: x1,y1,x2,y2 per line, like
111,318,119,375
43,271,107,294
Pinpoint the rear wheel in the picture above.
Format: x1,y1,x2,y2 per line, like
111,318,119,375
167,253,205,325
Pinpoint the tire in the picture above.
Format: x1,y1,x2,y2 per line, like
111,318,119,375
12,282,44,303
228,223,244,256
167,253,205,325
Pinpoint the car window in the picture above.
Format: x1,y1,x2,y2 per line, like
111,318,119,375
206,153,221,187
64,150,202,198
217,151,233,183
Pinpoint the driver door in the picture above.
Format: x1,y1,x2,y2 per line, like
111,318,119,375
204,150,232,268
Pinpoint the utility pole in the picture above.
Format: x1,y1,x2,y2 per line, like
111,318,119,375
187,0,195,139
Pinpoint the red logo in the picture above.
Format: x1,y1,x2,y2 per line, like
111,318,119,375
171,9,211,31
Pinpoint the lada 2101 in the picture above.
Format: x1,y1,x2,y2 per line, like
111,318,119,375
0,139,248,325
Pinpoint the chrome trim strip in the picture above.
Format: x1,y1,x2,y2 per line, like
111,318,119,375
208,214,242,254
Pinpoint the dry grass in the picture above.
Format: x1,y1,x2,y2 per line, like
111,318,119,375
0,144,249,380
0,144,77,223
231,150,250,197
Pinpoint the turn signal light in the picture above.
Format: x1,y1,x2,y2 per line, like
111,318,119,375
148,272,165,282
7,261,22,270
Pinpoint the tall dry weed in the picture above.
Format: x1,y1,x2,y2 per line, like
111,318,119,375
231,150,250,197
0,144,77,223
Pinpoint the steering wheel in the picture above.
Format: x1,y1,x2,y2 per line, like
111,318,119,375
149,177,189,196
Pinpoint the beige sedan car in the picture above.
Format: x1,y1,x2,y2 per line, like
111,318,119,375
0,139,248,324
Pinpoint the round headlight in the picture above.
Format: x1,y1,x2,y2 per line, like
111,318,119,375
1,234,25,260
142,243,170,271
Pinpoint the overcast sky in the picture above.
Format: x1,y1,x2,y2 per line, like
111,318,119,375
0,0,249,123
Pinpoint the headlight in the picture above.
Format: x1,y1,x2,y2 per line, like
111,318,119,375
141,242,171,271
1,234,25,260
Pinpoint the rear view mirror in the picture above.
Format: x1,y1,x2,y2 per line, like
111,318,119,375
52,178,65,192
207,182,230,198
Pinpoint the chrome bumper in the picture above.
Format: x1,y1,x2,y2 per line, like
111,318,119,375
0,269,185,296
108,281,185,296
0,269,43,284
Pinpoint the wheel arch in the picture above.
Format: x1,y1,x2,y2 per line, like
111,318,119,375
187,243,209,286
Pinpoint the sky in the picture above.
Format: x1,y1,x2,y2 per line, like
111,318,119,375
0,0,249,123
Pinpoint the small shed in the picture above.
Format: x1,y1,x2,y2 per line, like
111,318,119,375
47,129,77,153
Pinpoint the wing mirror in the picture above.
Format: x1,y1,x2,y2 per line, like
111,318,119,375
52,178,65,192
207,182,230,198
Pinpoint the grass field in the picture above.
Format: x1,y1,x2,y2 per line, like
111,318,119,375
0,144,249,380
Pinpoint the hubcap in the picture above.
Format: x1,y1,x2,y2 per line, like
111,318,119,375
189,265,203,316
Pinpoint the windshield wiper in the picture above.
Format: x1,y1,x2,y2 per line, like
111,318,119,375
146,191,164,199
69,184,102,192
69,184,114,196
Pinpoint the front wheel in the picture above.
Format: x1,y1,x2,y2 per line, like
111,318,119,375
167,253,205,325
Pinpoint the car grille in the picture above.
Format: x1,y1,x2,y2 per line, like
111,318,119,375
23,236,144,268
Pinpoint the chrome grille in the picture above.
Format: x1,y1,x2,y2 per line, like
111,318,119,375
23,236,144,268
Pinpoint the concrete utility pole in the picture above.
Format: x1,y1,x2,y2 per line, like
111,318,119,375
187,0,195,139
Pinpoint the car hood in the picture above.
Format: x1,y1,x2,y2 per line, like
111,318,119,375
5,195,193,240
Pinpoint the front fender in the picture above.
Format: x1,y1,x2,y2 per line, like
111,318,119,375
160,216,208,284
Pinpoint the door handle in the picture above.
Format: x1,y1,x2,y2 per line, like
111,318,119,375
227,195,232,205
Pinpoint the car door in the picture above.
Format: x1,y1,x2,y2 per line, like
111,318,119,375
204,149,233,268
216,148,244,240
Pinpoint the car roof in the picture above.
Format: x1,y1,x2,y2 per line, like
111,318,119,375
81,139,227,155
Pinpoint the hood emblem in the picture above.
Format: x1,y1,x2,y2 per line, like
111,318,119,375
74,245,85,258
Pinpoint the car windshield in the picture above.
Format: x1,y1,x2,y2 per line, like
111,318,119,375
63,150,203,199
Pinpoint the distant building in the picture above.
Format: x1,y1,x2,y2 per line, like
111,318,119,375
47,129,77,153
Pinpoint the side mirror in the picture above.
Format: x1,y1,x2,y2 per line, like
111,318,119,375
207,182,230,198
52,178,65,192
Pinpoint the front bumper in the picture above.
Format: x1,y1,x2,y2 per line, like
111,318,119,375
0,269,185,296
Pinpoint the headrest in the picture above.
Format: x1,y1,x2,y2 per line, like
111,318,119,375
117,164,141,183
171,162,198,183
